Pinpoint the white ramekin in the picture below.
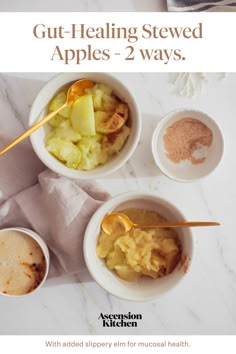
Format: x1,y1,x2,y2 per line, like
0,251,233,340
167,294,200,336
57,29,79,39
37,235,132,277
0,227,50,297
152,109,224,182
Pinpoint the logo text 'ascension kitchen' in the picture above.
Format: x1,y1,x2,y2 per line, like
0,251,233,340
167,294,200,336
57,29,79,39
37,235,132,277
98,312,142,327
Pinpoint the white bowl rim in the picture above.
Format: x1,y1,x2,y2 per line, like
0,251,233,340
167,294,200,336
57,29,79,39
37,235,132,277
151,108,225,183
83,191,193,302
0,227,50,298
29,72,142,179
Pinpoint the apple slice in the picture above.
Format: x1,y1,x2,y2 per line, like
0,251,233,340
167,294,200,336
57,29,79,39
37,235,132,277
95,103,128,134
70,95,96,136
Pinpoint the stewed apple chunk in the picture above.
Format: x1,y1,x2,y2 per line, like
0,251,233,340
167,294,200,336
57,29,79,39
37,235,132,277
95,103,128,134
71,95,96,136
45,82,131,171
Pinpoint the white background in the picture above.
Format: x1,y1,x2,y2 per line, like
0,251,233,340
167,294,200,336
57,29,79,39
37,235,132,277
0,2,236,352
1,335,236,354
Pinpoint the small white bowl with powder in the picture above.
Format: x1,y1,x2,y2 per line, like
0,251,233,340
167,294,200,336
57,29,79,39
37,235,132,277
151,109,224,182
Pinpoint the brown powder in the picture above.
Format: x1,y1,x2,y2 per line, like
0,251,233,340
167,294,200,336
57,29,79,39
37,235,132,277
163,118,213,164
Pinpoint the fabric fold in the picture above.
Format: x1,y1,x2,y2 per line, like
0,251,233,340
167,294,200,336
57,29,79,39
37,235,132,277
0,133,110,278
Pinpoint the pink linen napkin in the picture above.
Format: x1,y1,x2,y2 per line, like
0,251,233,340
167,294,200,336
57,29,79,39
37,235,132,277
0,133,110,277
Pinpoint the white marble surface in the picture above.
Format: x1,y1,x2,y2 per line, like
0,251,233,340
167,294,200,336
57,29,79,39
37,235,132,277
0,72,236,335
0,0,167,12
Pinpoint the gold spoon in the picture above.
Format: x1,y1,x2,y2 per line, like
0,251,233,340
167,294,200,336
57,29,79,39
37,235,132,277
101,212,220,235
0,79,94,156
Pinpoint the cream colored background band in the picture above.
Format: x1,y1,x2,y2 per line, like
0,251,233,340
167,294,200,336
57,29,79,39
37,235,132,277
0,12,235,72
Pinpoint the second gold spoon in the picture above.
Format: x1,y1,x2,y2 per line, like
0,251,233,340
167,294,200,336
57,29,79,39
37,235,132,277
0,79,94,156
101,212,220,235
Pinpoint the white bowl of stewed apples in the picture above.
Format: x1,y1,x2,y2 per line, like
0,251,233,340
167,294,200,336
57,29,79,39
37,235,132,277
29,73,141,179
83,192,193,301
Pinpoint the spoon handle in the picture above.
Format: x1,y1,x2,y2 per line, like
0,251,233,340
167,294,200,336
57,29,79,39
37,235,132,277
0,103,66,156
138,221,220,228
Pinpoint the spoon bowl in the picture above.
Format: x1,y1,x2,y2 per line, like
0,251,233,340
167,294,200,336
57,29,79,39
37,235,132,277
66,79,94,103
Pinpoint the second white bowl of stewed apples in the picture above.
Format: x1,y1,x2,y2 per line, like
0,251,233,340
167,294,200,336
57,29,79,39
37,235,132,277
83,192,193,301
29,73,141,179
